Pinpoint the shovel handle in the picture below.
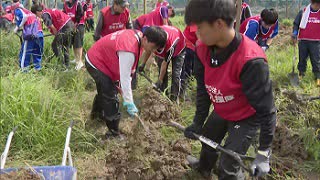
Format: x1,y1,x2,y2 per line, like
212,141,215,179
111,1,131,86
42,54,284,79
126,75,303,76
168,120,254,175
134,114,150,134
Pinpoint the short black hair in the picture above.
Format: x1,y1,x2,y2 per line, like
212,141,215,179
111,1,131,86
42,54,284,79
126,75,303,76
143,26,167,49
311,0,320,3
185,0,236,27
168,6,175,18
12,0,19,3
31,4,43,14
260,8,278,25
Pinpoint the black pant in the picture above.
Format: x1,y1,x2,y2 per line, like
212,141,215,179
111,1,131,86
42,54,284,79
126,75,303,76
180,48,195,98
298,40,320,79
199,112,259,180
0,18,13,32
156,50,185,101
85,60,121,133
52,21,74,67
85,18,94,32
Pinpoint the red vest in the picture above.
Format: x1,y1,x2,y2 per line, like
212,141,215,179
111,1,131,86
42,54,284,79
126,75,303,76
144,7,164,27
298,7,320,41
183,24,198,51
87,29,142,81
19,8,37,26
240,16,276,41
155,1,169,8
135,14,148,30
154,25,186,59
2,13,14,22
196,35,267,121
85,2,94,18
100,6,130,37
64,1,85,24
44,8,70,32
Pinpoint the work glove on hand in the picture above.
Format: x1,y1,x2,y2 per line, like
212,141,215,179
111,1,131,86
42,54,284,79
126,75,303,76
261,45,269,52
184,122,202,140
123,101,138,117
138,63,145,73
250,150,271,177
154,79,163,91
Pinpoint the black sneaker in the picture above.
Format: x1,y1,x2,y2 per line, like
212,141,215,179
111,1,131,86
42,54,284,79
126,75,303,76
187,155,211,178
105,130,125,140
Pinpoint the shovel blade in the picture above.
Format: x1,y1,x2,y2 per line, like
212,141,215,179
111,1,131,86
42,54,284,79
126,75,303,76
288,73,299,87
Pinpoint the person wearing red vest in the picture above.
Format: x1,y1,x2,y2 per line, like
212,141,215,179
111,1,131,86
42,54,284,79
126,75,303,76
84,0,95,31
239,9,279,51
292,0,320,87
63,0,85,70
240,0,252,24
86,27,167,138
12,0,44,72
0,5,14,31
93,0,132,41
32,4,75,69
141,6,175,32
184,0,276,179
133,13,147,31
138,25,186,101
155,0,169,8
180,24,198,101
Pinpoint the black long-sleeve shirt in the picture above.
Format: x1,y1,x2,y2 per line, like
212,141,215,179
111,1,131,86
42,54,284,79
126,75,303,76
193,32,276,151
63,0,84,24
293,10,303,36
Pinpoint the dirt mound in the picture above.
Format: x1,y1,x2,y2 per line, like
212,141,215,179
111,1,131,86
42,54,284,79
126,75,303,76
0,169,41,180
104,119,193,180
271,123,309,178
139,88,180,122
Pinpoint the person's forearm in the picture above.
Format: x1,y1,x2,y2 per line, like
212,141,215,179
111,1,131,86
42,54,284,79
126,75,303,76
141,50,152,65
94,13,103,39
163,18,168,25
266,38,273,46
50,25,58,35
159,60,168,81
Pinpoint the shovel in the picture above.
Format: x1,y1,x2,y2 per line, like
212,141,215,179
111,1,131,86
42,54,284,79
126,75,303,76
288,45,299,87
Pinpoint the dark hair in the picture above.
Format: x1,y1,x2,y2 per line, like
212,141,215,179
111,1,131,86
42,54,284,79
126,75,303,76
12,0,19,3
143,26,167,48
168,5,175,18
260,8,278,25
31,4,43,14
185,0,236,27
311,0,320,3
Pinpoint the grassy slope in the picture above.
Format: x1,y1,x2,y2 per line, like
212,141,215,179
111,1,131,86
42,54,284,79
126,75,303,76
0,16,319,179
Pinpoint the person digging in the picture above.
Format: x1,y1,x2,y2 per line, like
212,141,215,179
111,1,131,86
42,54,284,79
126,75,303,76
85,27,166,139
184,0,277,179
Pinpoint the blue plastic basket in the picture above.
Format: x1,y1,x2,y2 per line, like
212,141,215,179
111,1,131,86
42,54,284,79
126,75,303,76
0,165,77,180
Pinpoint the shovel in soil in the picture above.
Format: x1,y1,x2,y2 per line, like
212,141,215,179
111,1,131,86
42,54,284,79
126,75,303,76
168,121,257,177
288,45,299,87
134,114,150,135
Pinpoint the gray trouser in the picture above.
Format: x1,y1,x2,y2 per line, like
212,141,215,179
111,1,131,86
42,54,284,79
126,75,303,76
298,40,320,79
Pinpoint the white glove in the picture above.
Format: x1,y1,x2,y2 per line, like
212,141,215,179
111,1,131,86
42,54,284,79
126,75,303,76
13,26,19,34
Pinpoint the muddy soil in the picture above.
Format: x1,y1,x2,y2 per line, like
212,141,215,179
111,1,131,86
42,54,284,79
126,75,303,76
106,90,195,180
101,89,210,180
0,169,41,180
